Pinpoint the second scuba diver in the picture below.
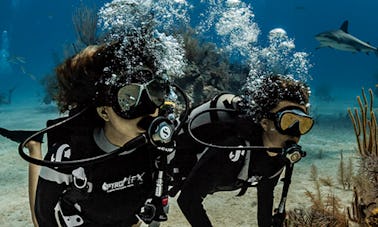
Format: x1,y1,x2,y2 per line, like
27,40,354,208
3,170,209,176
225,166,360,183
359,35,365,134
170,74,314,227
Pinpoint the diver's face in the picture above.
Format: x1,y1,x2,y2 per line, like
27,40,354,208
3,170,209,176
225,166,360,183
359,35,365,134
260,101,308,156
98,106,158,147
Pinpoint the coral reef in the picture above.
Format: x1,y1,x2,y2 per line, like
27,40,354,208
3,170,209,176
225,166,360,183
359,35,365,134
286,164,349,226
337,151,353,190
40,73,59,105
72,2,98,49
42,1,312,109
40,3,100,104
347,88,378,226
286,88,378,226
174,28,247,106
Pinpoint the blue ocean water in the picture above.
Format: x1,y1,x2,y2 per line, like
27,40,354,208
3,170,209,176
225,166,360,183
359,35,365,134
252,0,378,101
0,0,377,110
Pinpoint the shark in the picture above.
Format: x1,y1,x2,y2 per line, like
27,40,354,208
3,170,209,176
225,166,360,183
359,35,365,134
315,20,378,56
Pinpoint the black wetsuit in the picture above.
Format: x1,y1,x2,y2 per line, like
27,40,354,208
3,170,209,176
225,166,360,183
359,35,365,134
172,95,286,227
34,116,156,226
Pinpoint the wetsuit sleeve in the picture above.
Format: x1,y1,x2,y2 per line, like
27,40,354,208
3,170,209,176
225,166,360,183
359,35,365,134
0,127,44,143
177,154,215,227
177,179,213,227
256,174,280,227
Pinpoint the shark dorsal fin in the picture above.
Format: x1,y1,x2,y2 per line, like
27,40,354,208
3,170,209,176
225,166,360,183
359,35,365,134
340,20,349,33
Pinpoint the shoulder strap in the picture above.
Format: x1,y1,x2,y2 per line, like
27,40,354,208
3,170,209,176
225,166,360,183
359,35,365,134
209,93,237,122
209,94,222,122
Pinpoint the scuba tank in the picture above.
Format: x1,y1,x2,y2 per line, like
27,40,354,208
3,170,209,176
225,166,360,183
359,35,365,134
182,93,245,147
186,93,241,130
169,93,243,196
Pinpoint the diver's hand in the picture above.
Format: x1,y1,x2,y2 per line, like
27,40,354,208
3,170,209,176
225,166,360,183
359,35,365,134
25,140,42,150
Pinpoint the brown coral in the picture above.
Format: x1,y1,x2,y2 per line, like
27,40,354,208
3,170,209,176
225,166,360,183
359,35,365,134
347,88,378,226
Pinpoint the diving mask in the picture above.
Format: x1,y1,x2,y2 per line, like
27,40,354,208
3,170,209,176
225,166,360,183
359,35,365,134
268,108,314,136
113,79,169,119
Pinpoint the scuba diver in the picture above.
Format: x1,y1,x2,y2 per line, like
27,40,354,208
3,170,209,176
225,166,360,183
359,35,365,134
0,34,188,226
170,74,314,227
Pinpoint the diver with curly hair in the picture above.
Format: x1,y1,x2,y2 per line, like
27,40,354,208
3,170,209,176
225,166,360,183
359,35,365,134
3,31,186,226
171,74,314,227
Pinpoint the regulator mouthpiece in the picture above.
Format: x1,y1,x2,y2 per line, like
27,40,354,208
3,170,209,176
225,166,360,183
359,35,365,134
283,141,306,164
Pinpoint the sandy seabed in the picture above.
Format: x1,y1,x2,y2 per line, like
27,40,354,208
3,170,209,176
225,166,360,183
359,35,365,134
0,99,359,227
